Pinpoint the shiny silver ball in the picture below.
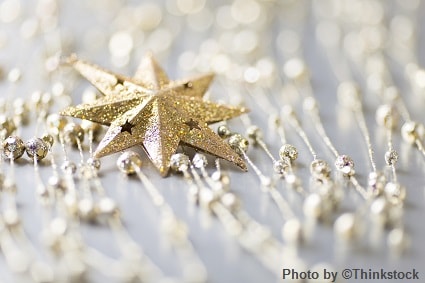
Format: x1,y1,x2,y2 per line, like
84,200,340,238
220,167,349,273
279,144,298,162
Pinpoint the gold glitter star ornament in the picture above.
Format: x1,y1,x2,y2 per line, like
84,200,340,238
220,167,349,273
61,54,248,176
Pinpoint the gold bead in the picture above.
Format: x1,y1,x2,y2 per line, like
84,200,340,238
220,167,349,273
13,98,30,126
220,192,240,212
0,115,17,136
279,144,298,162
61,161,77,175
78,199,97,221
87,157,101,171
41,134,54,149
63,123,84,145
3,208,20,228
25,138,48,161
2,135,25,160
228,134,249,155
246,125,262,144
46,113,68,137
273,159,290,175
80,120,103,142
401,121,424,144
384,182,406,205
116,151,143,174
96,197,119,219
310,159,331,181
385,150,398,166
375,104,398,129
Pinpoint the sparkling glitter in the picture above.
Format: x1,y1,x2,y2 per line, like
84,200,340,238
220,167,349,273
61,53,248,176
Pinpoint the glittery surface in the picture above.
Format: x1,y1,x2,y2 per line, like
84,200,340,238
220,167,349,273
60,54,248,176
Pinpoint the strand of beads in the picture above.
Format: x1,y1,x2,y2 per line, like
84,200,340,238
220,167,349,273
117,151,208,283
169,152,283,272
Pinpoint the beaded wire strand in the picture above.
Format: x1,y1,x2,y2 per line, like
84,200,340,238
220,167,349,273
119,152,208,283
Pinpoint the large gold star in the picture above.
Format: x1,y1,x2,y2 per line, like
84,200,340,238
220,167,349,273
61,54,248,176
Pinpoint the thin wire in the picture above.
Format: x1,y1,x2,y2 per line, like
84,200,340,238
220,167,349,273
353,107,377,173
306,103,339,158
286,111,318,160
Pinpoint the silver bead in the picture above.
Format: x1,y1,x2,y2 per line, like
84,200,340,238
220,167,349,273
228,134,249,155
370,197,389,224
63,194,78,217
192,153,207,168
7,68,22,82
310,159,331,181
61,161,77,175
282,218,303,245
116,151,143,175
401,121,424,144
246,125,262,144
30,261,54,283
3,208,20,228
63,123,84,145
96,197,118,218
2,135,25,160
78,199,97,221
211,171,230,192
87,157,101,171
303,96,318,112
303,194,323,219
375,104,397,129
337,81,361,110
384,182,406,205
273,159,289,175
385,150,398,166
199,189,217,211
283,57,308,81
217,125,231,138
387,228,409,255
279,144,298,162
284,173,300,188
334,213,358,241
170,153,190,173
368,171,386,196
50,217,67,236
3,178,17,192
47,175,67,193
335,155,355,176
220,192,240,212
80,164,96,179
25,138,49,161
